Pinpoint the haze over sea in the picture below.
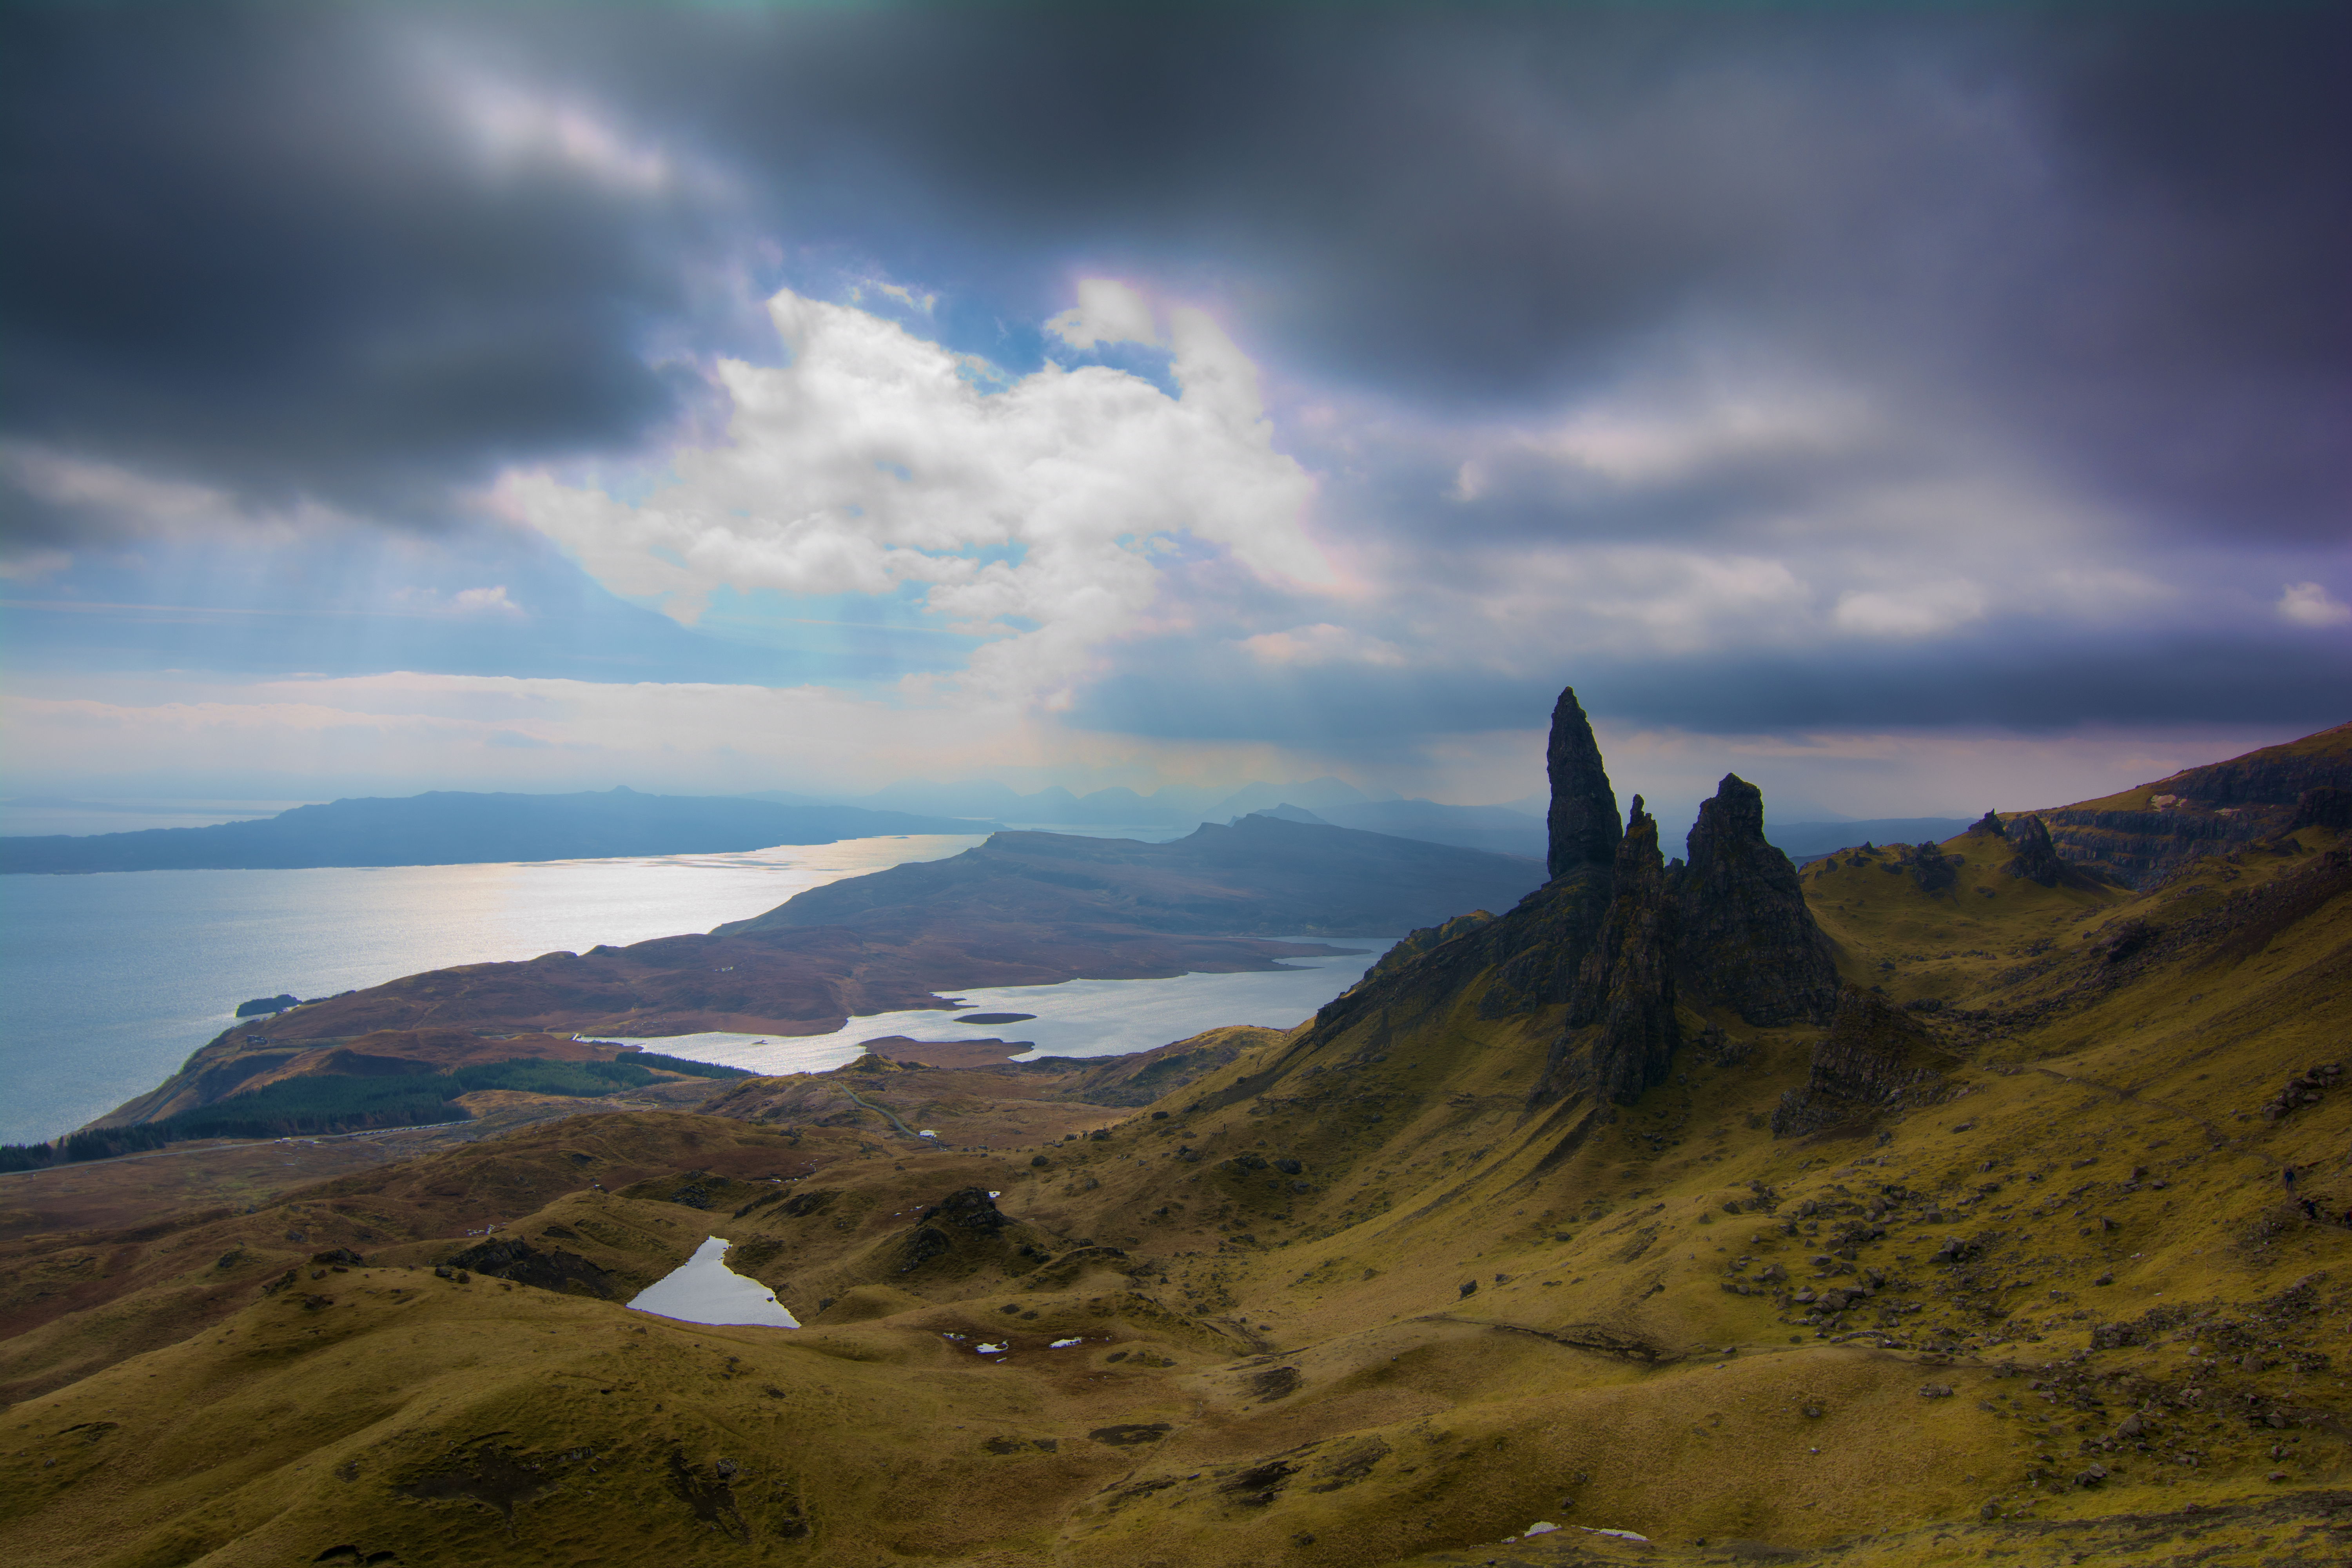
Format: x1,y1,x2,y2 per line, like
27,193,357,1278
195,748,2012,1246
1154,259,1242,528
0,829,1389,1147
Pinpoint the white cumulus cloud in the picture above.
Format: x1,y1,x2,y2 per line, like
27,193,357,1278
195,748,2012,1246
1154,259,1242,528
492,285,1327,708
1044,278,1159,351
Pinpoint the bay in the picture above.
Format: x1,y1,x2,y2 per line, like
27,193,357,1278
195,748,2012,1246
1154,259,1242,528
605,942,1393,1079
0,834,985,1146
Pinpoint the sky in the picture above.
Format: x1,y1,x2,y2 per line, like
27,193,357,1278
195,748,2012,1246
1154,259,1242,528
3,2,2347,837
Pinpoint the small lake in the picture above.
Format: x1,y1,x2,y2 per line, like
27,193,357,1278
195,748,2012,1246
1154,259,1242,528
627,1235,801,1328
604,939,1394,1077
0,834,985,1145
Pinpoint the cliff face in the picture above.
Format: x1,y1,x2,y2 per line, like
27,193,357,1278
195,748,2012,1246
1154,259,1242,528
1545,686,1621,880
1673,773,1840,1027
2036,720,2352,887
2292,787,2352,832
2159,725,2352,805
1771,985,1959,1137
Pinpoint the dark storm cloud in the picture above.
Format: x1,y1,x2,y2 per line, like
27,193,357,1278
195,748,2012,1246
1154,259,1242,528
539,4,2350,539
9,5,2345,530
0,6,714,524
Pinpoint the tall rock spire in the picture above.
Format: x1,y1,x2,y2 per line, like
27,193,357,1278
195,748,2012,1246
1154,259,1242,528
1673,773,1839,1027
1533,795,1679,1106
1546,686,1621,880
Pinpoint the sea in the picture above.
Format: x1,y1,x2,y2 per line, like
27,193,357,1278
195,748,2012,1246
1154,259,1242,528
0,829,1393,1147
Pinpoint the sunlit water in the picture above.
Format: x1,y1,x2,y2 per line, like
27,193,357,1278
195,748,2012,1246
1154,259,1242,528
0,835,984,1145
604,940,1392,1077
627,1235,801,1328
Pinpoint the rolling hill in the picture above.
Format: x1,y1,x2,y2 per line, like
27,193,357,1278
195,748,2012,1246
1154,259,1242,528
2,699,2347,1566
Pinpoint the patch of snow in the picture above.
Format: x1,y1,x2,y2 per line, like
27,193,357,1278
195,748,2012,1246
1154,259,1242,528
988,1190,1002,1198
1581,1527,1649,1543
626,1236,800,1328
918,1129,940,1137
1524,1522,1560,1536
1049,1338,1082,1348
976,1343,1007,1354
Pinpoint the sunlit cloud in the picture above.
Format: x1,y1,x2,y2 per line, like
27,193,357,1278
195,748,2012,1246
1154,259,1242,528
492,286,1330,709
1045,278,1159,351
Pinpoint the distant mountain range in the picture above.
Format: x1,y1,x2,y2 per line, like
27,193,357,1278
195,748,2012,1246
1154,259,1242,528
0,789,992,874
831,774,1390,826
1234,800,1550,860
0,775,2007,877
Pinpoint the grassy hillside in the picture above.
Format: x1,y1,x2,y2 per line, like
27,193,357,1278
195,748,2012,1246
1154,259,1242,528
2,821,2347,1564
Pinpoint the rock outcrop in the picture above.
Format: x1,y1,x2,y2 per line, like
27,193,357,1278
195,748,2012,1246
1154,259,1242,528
1771,985,1959,1137
1967,810,2007,839
2004,813,2067,886
1537,798,1678,1105
1908,840,1959,895
2292,786,2352,832
441,1237,617,1298
1672,773,1839,1027
1545,687,1621,880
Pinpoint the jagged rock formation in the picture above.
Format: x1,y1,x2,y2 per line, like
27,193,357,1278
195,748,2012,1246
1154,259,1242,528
1303,686,1621,1046
1474,866,1616,1018
1545,686,1621,880
1967,810,2007,839
1537,798,1678,1105
1771,985,1960,1137
1673,773,1840,1026
2005,813,2067,886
